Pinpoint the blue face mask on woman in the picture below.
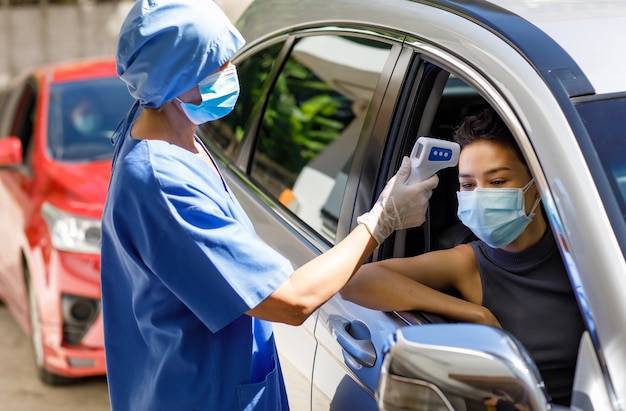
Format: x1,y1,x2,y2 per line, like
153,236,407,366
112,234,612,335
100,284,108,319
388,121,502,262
457,178,541,248
176,66,240,124
74,113,103,135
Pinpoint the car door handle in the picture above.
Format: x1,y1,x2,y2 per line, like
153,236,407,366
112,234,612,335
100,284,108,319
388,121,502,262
328,315,377,368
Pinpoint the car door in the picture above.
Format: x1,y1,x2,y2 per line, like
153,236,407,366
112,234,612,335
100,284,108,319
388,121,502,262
0,78,38,323
223,1,626,409
308,5,625,408
196,29,402,411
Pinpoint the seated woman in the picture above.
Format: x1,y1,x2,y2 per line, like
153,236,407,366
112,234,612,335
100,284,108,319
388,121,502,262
341,107,585,407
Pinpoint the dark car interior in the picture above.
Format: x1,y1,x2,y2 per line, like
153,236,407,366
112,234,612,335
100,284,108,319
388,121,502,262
4,83,37,166
385,65,487,264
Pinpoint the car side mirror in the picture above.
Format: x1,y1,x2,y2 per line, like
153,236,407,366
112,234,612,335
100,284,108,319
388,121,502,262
377,323,551,411
0,136,23,166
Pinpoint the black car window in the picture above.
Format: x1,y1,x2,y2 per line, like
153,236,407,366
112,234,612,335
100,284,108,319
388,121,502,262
9,82,37,164
249,35,393,243
576,95,626,250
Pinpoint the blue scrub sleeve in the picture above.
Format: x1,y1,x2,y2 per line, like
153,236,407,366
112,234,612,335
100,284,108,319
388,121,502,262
119,140,293,333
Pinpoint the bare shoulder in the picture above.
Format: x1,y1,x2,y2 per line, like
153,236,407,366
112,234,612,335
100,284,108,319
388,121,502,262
449,243,477,264
447,243,482,304
419,243,476,272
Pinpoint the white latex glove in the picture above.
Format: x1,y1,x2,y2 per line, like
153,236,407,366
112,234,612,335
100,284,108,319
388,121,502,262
357,156,439,245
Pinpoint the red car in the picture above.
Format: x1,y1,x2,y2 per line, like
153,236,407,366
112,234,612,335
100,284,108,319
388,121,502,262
0,58,133,384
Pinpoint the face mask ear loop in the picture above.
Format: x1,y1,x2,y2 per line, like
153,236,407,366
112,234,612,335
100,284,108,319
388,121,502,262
527,196,541,218
174,97,186,111
522,178,535,192
522,178,541,218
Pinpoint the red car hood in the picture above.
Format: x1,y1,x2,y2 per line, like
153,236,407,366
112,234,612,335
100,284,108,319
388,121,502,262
44,159,112,217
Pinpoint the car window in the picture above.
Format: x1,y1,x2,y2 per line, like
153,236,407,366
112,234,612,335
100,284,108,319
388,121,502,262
197,42,285,160
576,96,626,251
250,35,393,243
0,83,22,138
8,82,37,164
0,89,8,115
47,77,133,162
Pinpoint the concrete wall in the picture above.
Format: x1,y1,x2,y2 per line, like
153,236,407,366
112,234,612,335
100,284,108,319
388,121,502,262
0,0,252,88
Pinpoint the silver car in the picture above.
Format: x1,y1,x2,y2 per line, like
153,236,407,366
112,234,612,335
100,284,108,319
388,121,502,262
196,1,626,410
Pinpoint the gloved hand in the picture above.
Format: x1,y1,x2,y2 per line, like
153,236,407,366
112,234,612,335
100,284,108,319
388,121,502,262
357,156,439,245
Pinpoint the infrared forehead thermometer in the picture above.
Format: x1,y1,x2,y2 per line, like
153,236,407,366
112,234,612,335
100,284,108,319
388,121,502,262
405,136,460,185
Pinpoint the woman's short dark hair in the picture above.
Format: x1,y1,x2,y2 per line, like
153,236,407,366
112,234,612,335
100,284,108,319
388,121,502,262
453,107,525,165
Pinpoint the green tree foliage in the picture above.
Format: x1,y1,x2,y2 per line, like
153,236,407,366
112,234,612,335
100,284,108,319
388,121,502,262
258,55,354,176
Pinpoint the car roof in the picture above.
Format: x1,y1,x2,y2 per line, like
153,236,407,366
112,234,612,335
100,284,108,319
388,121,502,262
30,57,117,85
238,0,626,95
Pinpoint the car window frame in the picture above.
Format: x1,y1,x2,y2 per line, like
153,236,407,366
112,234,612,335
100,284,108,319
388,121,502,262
219,28,408,253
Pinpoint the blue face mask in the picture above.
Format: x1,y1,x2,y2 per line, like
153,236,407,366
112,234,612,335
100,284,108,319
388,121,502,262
457,179,541,248
176,66,240,124
74,113,102,135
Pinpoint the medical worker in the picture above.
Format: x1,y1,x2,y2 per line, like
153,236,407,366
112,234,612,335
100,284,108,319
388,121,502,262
99,1,439,410
341,108,586,407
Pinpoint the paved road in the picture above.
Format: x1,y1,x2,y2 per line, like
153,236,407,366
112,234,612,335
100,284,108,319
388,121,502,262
0,304,110,411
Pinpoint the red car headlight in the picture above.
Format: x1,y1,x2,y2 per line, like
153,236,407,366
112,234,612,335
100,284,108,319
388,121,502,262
41,202,101,254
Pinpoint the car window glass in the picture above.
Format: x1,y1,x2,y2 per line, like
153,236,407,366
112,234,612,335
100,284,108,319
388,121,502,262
197,42,285,160
47,77,133,162
576,96,626,242
0,83,22,137
250,35,393,243
0,90,8,115
9,83,37,164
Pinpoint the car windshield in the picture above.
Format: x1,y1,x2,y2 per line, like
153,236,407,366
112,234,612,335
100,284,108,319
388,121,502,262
575,95,626,254
47,77,133,162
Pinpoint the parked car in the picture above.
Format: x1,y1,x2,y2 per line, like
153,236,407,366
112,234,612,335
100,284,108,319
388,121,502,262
0,57,133,384
194,0,626,410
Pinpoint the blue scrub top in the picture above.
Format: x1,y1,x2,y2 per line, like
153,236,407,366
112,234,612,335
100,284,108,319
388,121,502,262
101,133,293,411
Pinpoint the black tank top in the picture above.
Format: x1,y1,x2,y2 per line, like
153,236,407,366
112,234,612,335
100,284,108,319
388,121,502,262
470,229,585,406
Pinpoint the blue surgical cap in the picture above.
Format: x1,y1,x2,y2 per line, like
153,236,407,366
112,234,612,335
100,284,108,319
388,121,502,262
116,0,245,108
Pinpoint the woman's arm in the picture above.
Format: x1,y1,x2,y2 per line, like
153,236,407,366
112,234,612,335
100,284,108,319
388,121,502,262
340,243,500,327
